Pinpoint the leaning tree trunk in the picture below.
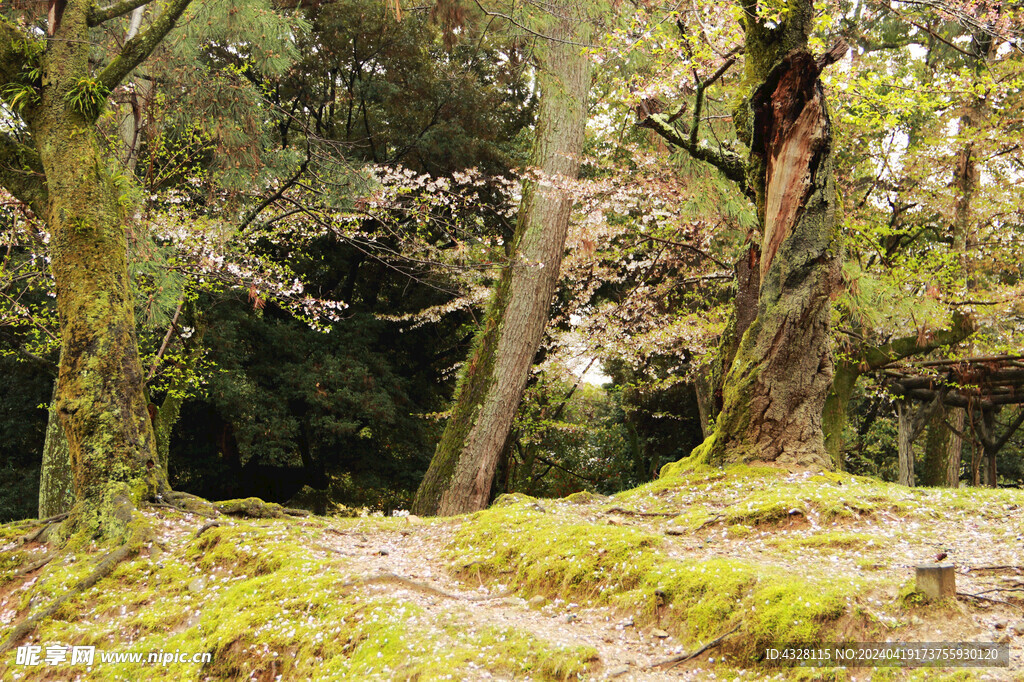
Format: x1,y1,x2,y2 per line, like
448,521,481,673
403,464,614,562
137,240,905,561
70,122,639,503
412,16,592,516
683,6,843,471
31,5,161,539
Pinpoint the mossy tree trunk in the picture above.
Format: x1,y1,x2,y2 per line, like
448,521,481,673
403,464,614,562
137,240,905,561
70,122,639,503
686,3,845,470
412,15,592,516
895,394,944,487
700,242,761,431
1,1,193,539
38,384,74,518
945,408,964,487
919,407,965,488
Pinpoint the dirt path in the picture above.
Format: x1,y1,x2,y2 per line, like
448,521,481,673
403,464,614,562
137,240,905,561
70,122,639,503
310,504,1024,681
315,520,710,680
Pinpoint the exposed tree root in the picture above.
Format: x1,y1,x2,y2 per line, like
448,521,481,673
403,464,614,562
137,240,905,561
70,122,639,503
158,492,311,520
161,491,220,518
693,514,726,531
602,507,678,518
957,591,1023,610
214,497,310,519
16,513,70,545
194,521,221,538
0,518,154,653
339,572,512,602
13,551,57,577
649,624,740,670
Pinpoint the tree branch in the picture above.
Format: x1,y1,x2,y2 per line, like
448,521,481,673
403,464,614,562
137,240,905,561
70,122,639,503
0,332,57,377
96,0,193,97
854,314,974,372
639,113,748,190
238,146,311,231
88,0,153,27
991,409,1024,455
689,53,739,150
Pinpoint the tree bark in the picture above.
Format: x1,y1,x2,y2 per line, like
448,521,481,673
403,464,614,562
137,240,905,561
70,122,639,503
38,383,74,518
945,408,964,488
895,394,944,487
412,14,592,516
921,410,950,487
897,401,915,487
823,362,858,470
685,19,844,470
703,242,761,427
0,1,193,539
32,5,158,538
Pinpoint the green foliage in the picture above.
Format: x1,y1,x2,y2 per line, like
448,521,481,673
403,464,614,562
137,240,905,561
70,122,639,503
64,78,111,118
169,301,447,510
1,81,38,113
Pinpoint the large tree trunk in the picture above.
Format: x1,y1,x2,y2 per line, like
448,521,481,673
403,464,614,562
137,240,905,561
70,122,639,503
685,10,843,470
412,16,592,516
31,5,161,538
702,242,761,429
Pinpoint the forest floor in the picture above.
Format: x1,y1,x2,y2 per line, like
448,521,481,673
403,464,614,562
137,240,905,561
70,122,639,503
1,463,1023,681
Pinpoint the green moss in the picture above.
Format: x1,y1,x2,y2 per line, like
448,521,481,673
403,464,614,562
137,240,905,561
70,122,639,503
448,498,868,663
214,497,289,518
897,581,925,607
619,465,907,530
727,524,754,538
491,492,538,508
186,524,287,575
3,510,597,681
774,532,878,551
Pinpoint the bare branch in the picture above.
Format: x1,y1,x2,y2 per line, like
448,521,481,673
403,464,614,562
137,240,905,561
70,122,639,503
639,112,748,190
470,0,598,48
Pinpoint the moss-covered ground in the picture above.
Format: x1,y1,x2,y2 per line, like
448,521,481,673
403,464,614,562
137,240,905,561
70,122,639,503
1,463,1022,680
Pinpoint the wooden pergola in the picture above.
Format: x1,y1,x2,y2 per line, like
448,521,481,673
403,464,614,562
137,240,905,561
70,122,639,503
879,355,1024,487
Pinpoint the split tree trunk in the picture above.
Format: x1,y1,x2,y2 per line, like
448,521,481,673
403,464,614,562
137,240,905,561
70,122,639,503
412,15,592,516
689,16,843,469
